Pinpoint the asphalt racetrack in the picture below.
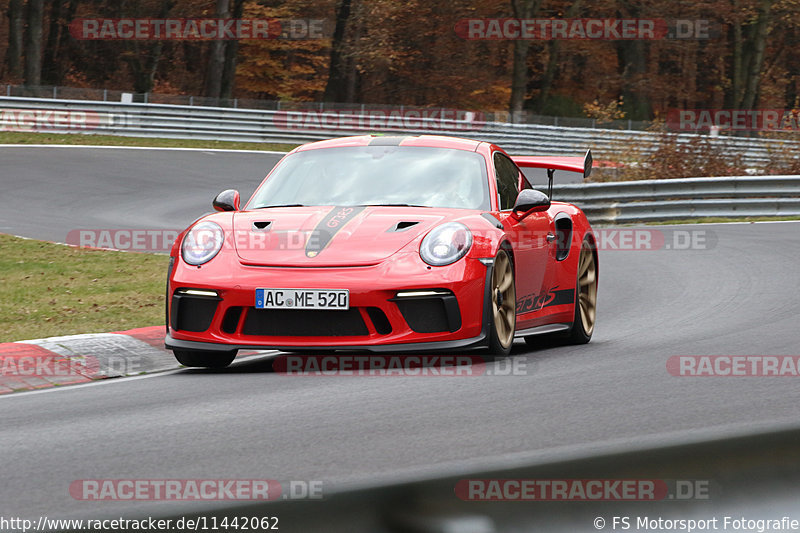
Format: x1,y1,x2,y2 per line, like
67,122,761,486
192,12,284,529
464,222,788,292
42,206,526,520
0,146,284,243
1,146,799,528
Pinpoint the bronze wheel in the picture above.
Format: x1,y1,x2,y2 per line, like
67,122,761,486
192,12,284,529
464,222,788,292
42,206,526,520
577,240,597,336
488,249,516,354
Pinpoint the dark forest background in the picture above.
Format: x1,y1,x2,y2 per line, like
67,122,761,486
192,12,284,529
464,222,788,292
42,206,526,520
1,0,797,120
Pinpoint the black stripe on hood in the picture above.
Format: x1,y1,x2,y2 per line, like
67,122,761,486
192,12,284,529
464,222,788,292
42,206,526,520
305,206,366,257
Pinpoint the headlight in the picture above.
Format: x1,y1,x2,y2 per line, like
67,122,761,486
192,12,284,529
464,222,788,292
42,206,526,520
420,222,473,266
181,221,224,266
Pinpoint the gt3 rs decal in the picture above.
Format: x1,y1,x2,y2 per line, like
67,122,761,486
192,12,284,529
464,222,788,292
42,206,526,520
516,287,574,314
305,206,366,257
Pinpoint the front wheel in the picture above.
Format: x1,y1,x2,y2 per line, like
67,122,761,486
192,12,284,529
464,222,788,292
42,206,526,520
487,249,516,356
173,349,237,368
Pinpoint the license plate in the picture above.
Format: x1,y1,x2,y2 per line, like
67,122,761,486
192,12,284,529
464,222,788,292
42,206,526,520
255,288,349,310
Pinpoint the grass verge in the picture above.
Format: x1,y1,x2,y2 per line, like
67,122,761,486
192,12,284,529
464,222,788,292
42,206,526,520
0,233,168,343
0,131,298,152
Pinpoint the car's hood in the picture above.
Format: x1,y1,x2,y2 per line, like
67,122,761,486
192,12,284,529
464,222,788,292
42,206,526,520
232,206,464,267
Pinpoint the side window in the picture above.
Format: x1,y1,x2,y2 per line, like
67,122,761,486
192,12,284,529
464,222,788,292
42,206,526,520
493,152,521,210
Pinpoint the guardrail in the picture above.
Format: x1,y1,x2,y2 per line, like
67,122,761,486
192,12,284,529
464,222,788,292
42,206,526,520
2,97,798,224
2,96,799,169
0,82,657,130
174,424,800,532
547,175,800,224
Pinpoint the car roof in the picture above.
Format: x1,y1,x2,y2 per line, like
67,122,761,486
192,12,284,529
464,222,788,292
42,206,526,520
294,135,484,152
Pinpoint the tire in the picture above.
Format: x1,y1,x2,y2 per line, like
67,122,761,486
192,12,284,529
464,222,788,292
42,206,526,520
564,238,597,344
486,249,516,356
173,349,237,368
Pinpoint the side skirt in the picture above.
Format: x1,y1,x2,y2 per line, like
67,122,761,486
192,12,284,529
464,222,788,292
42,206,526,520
514,323,571,338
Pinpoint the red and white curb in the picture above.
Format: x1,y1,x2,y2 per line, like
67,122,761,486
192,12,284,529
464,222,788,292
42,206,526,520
0,326,177,394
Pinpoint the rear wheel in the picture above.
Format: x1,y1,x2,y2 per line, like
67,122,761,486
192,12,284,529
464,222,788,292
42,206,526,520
565,239,597,344
487,249,516,356
173,349,237,368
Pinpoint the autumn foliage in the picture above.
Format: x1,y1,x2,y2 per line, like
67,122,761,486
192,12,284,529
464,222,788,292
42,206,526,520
0,0,797,122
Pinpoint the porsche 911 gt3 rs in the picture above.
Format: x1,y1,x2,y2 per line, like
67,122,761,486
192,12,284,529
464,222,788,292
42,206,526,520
165,135,598,368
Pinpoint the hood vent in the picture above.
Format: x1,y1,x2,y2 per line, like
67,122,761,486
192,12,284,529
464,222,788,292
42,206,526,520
389,221,420,232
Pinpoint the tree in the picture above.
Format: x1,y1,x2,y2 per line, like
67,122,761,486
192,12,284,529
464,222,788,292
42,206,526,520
531,0,583,113
220,0,245,100
24,0,44,86
42,0,78,85
120,0,176,94
740,0,773,109
727,0,774,109
614,0,652,120
323,0,354,102
205,0,230,99
5,0,24,79
509,0,542,119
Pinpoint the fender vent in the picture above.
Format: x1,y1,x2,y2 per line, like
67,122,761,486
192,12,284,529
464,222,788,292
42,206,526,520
555,216,573,262
253,221,272,230
389,221,420,232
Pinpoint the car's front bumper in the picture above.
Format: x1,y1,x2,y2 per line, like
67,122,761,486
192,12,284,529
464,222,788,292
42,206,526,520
166,252,492,352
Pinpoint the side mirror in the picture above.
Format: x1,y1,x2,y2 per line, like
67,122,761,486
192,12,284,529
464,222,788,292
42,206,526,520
213,189,240,212
512,189,550,217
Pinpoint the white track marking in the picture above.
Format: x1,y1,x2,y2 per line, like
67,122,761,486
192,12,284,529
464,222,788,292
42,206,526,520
0,350,279,399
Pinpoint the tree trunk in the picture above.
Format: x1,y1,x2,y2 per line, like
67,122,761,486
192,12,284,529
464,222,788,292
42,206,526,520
740,0,772,110
323,0,353,102
509,0,541,121
125,42,165,94
220,0,245,100
344,16,362,103
125,0,174,95
615,1,651,120
728,0,744,107
616,39,651,119
50,0,79,86
532,0,582,113
24,0,45,87
5,0,24,79
42,0,61,85
206,0,231,99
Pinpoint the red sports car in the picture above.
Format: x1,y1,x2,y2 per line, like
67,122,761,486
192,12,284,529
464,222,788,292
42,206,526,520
165,135,598,368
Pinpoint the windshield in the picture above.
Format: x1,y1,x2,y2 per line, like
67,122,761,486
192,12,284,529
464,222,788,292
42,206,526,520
248,145,490,210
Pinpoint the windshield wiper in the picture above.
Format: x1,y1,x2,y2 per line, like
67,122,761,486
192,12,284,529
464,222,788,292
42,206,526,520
254,204,306,209
360,203,430,208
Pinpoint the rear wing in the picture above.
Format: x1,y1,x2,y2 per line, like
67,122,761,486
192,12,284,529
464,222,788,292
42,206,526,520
511,150,593,199
511,150,593,179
